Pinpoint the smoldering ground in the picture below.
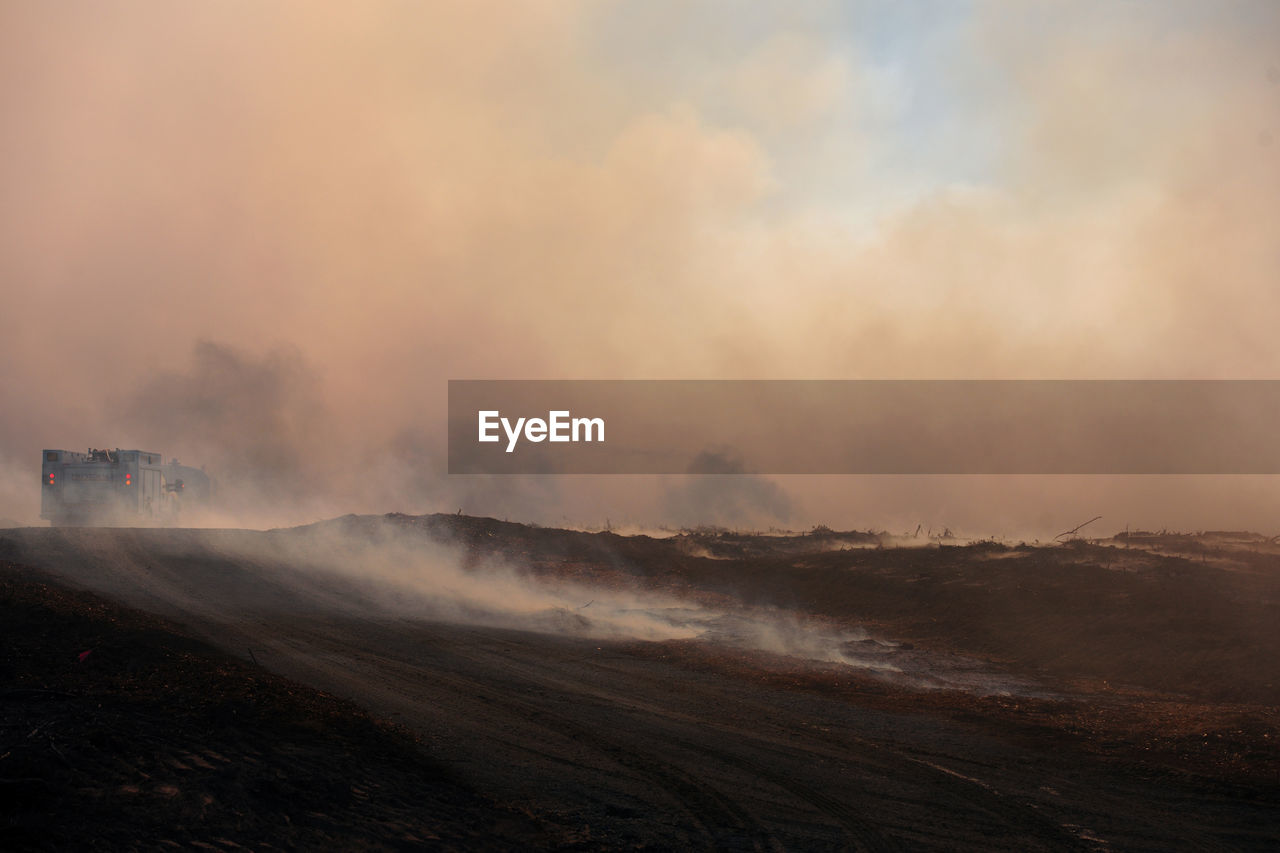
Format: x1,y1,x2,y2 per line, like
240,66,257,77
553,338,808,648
1,514,1039,695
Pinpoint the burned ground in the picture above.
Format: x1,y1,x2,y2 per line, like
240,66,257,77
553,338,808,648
394,513,1280,705
0,563,560,851
1,517,1278,850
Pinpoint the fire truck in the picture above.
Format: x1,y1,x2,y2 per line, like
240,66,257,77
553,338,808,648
40,448,212,527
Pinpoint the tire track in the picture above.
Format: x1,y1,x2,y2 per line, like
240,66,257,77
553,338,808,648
670,735,902,852
437,628,1093,851
259,618,788,852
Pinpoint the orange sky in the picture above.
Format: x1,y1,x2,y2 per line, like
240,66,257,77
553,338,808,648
2,2,1278,532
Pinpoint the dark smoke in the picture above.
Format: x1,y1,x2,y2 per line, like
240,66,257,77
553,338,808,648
661,449,793,527
121,341,332,505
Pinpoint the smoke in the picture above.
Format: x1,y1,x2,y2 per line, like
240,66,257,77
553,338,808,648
2,2,1279,531
241,517,1036,696
661,449,794,528
4,515,1037,693
246,518,710,640
121,342,330,505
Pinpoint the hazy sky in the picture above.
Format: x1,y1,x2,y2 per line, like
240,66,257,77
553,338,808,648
2,2,1278,533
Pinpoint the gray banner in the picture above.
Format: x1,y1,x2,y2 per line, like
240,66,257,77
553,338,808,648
448,380,1280,474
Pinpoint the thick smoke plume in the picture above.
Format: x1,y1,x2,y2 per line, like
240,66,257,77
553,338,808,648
124,342,330,504
2,2,1278,532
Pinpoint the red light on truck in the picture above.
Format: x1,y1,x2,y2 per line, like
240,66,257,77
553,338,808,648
47,473,54,485
125,474,132,485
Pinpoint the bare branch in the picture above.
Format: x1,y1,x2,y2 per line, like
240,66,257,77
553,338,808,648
1056,515,1102,541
